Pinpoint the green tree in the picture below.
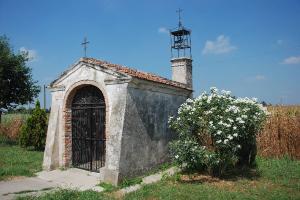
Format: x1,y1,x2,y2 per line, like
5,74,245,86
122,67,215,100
0,35,40,122
19,100,47,150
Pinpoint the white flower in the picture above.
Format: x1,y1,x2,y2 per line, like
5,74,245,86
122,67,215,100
224,139,229,144
237,145,241,149
209,121,213,126
207,96,212,103
204,110,213,115
252,97,258,102
186,98,193,103
175,155,179,159
221,90,231,96
210,87,218,93
216,140,222,144
217,130,222,135
227,135,233,140
233,133,238,137
226,105,240,113
233,126,237,130
241,115,248,119
225,123,231,128
168,116,173,123
243,108,250,112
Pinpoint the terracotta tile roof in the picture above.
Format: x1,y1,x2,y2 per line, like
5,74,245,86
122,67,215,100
80,57,192,90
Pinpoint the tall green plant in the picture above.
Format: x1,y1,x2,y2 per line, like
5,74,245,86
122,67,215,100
19,100,47,150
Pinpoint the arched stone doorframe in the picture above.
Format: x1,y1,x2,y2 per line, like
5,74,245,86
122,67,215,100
62,80,110,169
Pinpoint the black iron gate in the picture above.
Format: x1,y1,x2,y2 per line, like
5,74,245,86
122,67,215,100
71,85,105,172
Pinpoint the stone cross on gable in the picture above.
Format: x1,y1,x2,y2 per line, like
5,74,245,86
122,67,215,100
81,37,90,57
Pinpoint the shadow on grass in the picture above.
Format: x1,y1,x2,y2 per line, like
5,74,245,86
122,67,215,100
178,166,261,185
0,135,17,146
0,136,44,152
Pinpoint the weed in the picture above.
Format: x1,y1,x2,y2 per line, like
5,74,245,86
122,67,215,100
120,177,143,188
98,182,117,192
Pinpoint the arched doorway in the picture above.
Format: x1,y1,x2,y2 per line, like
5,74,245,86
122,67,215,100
71,85,106,172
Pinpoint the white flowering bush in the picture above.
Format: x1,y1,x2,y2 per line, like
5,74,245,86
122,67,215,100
169,87,268,176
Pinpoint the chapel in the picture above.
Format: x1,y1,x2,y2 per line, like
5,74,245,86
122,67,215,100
43,18,193,185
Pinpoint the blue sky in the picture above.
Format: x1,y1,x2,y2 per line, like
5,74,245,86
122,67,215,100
1,0,300,107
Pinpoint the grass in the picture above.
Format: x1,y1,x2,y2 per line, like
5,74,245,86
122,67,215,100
16,189,114,200
0,136,43,180
124,156,300,200
17,156,300,200
98,182,118,192
119,177,143,188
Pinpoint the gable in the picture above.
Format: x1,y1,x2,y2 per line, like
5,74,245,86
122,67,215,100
50,60,131,88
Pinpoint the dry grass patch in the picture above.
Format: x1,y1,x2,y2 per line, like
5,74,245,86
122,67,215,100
257,105,300,159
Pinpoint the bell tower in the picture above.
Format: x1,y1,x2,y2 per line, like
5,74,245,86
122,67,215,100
170,9,193,89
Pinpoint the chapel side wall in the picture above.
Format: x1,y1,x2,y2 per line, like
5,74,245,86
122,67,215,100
118,84,191,179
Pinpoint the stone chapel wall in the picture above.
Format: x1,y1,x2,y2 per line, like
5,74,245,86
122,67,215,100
118,81,191,179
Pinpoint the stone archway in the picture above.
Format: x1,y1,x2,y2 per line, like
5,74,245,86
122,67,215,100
70,85,106,172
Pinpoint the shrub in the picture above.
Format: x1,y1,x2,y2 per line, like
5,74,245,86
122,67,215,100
169,87,268,176
19,100,48,150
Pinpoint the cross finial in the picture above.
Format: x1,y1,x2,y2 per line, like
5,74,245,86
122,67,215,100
176,8,183,28
81,37,90,57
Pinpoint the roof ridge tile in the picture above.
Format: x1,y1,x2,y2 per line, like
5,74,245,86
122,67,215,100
80,57,192,90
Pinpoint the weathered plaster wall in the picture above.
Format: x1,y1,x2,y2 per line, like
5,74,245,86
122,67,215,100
43,89,64,170
118,79,191,179
43,63,129,181
171,57,193,88
101,81,129,185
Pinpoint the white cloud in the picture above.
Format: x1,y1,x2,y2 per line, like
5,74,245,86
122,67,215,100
282,56,300,65
158,27,169,34
202,35,237,55
19,47,38,62
255,75,266,80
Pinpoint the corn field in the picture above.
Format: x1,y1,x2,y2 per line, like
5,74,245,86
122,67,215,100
257,106,300,159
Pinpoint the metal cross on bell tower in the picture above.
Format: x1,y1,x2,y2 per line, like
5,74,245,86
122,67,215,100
81,37,90,57
176,8,183,28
